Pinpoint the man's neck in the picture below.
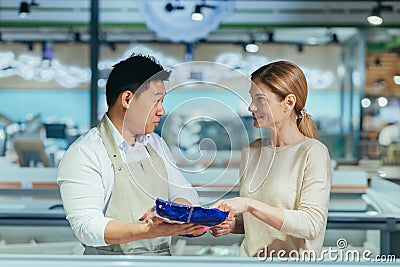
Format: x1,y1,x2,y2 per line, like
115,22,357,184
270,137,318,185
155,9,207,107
106,110,136,146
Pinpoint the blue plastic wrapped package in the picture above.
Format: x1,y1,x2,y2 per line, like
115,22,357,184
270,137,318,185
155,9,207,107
139,198,229,237
155,198,229,227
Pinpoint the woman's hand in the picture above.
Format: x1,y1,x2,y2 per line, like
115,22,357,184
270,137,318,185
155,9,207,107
209,217,236,237
212,197,252,220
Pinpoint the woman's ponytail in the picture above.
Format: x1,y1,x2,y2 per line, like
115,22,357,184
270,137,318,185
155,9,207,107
297,112,318,139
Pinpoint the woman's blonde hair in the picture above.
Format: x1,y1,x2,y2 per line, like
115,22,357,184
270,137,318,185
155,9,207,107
251,60,318,139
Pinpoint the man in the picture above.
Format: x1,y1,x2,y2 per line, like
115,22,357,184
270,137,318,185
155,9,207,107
58,54,202,255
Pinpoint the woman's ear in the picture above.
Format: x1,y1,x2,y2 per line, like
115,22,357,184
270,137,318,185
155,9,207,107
121,90,134,109
284,94,296,111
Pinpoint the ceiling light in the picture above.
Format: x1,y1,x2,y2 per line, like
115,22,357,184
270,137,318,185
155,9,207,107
367,7,383,25
361,98,371,108
308,37,318,45
165,2,184,12
191,2,216,21
297,44,304,53
165,3,174,12
245,32,259,53
19,2,30,18
367,1,393,25
191,5,203,21
267,31,274,43
394,75,400,85
31,0,39,7
331,33,339,43
74,32,81,42
18,0,39,18
378,96,388,107
245,42,259,53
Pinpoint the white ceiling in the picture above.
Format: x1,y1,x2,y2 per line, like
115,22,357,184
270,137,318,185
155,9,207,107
1,0,400,45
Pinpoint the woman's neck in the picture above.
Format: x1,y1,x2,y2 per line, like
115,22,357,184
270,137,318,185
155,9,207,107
269,120,305,147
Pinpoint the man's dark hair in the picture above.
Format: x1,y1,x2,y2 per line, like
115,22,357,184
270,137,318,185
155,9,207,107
105,54,171,107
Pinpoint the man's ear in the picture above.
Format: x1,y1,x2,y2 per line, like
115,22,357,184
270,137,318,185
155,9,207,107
284,94,296,111
121,90,134,109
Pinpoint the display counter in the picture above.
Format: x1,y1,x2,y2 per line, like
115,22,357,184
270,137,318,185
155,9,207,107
0,167,400,257
0,254,397,267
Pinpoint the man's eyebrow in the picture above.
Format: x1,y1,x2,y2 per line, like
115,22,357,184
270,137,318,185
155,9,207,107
154,92,166,96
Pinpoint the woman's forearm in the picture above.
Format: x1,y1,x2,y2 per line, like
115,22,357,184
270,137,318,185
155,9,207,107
247,198,284,230
211,197,284,234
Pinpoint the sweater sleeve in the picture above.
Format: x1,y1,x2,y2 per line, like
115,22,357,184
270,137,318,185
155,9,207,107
279,142,333,240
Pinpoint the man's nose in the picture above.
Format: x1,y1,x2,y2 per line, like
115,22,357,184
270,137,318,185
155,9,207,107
157,102,165,116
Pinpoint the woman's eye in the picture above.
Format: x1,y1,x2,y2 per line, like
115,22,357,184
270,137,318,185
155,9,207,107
257,97,265,103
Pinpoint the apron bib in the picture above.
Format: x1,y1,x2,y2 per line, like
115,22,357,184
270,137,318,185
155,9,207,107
84,116,170,255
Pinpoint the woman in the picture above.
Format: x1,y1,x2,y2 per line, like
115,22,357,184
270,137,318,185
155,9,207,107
210,61,332,258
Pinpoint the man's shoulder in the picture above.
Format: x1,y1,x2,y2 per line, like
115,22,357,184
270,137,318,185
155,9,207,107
64,127,104,157
71,127,101,146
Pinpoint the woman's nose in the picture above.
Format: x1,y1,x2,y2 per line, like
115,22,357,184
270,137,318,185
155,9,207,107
248,102,256,113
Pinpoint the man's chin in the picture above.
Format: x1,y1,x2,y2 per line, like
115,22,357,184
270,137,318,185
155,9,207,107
144,127,155,134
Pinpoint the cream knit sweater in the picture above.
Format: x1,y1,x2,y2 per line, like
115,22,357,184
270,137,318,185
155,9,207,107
239,137,332,257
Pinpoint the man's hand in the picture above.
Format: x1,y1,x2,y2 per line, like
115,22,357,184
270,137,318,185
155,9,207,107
145,217,205,238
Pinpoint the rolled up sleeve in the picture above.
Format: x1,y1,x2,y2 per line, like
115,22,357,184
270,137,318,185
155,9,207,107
57,144,111,247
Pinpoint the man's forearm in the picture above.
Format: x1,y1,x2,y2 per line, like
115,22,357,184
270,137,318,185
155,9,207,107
104,220,150,245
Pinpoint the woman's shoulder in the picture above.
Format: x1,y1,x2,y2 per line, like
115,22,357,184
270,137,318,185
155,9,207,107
248,138,269,149
249,138,262,148
301,138,330,158
247,137,329,154
303,138,328,149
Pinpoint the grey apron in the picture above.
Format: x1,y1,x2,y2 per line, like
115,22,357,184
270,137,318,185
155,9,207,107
84,116,170,255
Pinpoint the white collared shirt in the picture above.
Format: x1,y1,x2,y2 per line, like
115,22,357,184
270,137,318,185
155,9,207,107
57,116,199,246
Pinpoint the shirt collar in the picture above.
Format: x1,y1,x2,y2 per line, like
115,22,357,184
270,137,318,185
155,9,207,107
104,114,151,152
